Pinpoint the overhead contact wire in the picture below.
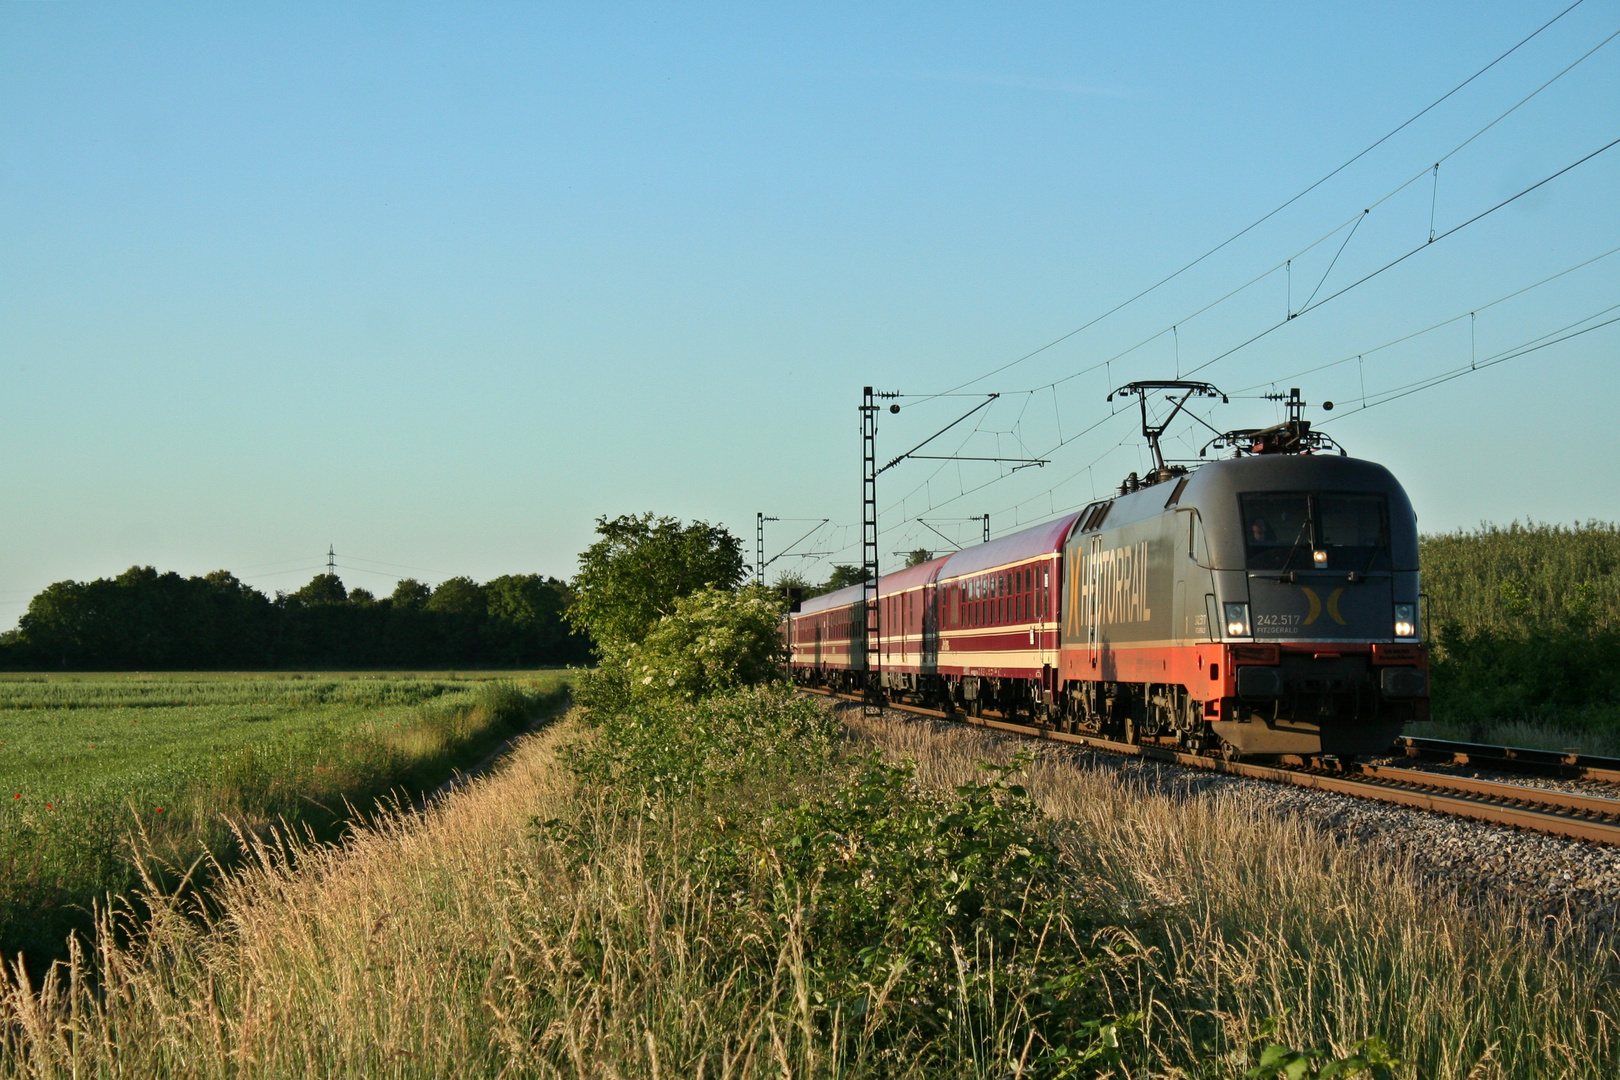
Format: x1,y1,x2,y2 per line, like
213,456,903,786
1183,133,1620,376
917,0,1591,402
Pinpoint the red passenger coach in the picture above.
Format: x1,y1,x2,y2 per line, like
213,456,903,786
787,582,868,683
932,514,1079,712
787,516,1080,714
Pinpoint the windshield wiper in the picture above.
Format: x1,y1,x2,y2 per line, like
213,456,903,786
1273,521,1313,582
1346,539,1387,583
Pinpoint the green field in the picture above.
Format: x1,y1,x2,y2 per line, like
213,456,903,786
0,670,570,972
1419,522,1620,751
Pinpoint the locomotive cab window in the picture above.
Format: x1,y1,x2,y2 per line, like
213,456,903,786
1241,493,1390,571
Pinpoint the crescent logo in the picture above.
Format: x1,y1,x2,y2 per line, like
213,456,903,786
1302,587,1322,625
1326,587,1347,625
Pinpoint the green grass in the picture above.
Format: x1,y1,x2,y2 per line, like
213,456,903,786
1420,520,1620,634
0,670,571,973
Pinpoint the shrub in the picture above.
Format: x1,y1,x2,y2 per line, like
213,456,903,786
626,585,786,703
557,686,1127,1075
742,754,1119,1072
565,683,838,798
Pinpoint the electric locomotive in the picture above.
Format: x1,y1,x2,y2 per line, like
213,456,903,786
787,382,1429,759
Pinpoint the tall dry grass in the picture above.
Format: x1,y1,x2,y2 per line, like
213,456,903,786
2,720,582,1078
846,711,1620,1079
7,715,1047,1080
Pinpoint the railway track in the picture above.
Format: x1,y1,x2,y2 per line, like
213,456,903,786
804,688,1620,846
1396,736,1620,784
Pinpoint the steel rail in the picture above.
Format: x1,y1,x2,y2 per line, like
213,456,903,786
1395,736,1620,784
804,688,1620,846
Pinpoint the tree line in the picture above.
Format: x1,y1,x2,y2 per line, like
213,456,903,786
0,566,590,670
0,514,928,671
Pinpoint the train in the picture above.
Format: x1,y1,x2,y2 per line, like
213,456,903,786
786,383,1429,759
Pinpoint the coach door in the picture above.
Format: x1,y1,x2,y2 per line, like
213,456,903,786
1038,560,1058,698
921,581,939,671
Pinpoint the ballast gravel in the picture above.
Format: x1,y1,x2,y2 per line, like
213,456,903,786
1108,753,1620,934
846,701,1620,936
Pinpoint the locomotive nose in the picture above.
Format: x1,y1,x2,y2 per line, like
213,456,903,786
1243,576,1397,641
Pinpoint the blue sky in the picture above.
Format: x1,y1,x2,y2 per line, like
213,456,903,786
3,2,1617,624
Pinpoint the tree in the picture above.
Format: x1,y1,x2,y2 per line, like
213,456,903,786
288,573,347,606
772,568,815,591
391,579,432,609
823,565,871,592
485,574,588,666
16,581,88,668
425,576,486,617
905,549,933,567
569,513,746,649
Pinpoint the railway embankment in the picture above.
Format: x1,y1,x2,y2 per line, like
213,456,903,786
836,702,1620,1072
835,697,1620,935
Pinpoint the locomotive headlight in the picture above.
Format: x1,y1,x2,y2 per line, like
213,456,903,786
1312,549,1328,566
1224,602,1252,638
1393,603,1417,638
